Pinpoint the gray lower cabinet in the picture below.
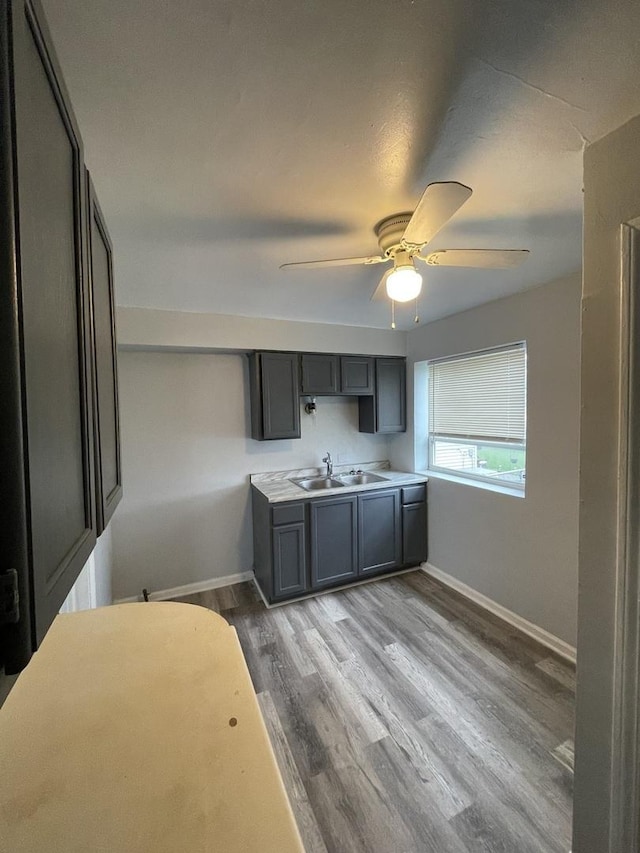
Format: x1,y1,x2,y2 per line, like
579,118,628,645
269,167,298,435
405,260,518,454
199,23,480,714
402,501,428,566
358,489,401,575
273,522,307,598
252,483,427,604
309,495,358,589
252,494,309,601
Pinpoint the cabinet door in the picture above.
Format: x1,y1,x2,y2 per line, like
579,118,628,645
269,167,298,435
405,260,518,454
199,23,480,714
403,502,428,566
249,352,300,440
375,358,406,433
87,173,122,534
0,0,96,672
310,496,358,588
358,489,401,575
340,356,374,394
272,522,307,599
301,354,339,394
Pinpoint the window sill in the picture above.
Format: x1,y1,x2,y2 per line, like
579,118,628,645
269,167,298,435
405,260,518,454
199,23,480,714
421,469,526,499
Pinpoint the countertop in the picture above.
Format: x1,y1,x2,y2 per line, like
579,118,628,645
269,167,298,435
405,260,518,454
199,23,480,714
251,462,428,504
0,603,304,853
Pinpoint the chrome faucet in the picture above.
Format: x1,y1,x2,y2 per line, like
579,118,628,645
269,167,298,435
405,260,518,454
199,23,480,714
322,452,333,477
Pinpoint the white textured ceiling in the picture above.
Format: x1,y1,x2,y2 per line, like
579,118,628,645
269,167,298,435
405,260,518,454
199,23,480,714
41,0,640,329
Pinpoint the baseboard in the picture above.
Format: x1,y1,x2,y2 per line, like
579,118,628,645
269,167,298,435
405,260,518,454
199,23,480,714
253,566,418,610
114,571,255,604
421,563,577,664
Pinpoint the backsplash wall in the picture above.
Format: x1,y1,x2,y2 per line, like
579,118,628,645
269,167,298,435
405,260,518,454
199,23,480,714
111,350,395,600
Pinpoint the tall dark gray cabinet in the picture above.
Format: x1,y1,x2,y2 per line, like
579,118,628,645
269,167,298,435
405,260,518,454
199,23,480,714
87,173,122,535
0,0,121,674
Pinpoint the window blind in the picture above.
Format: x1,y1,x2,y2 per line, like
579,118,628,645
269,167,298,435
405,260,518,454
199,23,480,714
429,344,526,443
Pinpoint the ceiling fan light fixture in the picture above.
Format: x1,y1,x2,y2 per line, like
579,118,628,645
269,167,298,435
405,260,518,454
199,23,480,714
386,265,422,302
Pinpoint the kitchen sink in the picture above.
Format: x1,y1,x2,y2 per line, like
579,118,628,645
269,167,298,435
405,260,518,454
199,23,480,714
334,472,388,486
292,477,345,491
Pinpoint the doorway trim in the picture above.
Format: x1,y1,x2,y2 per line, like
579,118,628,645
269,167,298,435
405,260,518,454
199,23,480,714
608,221,640,851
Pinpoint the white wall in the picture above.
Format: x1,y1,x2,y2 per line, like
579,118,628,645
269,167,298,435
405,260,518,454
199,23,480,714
394,274,581,647
111,351,395,600
117,307,407,355
92,525,114,606
60,525,115,612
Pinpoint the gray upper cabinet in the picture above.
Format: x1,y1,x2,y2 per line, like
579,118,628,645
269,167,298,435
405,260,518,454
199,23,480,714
301,353,339,395
249,352,301,440
310,495,358,588
376,359,406,432
340,356,374,395
359,358,406,434
0,0,96,673
86,172,122,535
248,351,406,439
358,489,401,575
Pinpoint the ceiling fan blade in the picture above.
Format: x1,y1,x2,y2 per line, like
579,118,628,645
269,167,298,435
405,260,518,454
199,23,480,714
280,255,388,271
421,249,530,269
402,182,473,248
370,269,392,302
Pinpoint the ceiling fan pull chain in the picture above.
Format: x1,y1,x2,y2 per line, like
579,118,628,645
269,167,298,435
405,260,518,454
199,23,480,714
391,299,396,330
414,298,420,325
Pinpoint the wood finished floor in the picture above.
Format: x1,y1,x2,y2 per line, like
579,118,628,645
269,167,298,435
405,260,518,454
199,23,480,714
174,572,574,853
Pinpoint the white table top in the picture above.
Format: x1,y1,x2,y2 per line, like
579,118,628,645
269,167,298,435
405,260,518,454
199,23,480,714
0,602,304,853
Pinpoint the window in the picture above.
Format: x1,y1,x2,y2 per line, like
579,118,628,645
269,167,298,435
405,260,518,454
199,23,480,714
428,343,527,489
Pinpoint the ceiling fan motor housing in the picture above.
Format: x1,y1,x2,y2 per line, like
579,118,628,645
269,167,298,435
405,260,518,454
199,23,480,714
375,213,413,256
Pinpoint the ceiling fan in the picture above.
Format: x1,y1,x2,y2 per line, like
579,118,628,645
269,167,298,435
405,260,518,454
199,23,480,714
280,182,529,324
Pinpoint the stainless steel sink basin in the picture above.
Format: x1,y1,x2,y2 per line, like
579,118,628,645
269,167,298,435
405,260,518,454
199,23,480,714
334,472,388,486
292,477,345,491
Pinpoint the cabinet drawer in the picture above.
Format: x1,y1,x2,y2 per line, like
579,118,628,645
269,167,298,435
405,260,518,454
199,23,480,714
401,484,426,505
271,502,305,526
